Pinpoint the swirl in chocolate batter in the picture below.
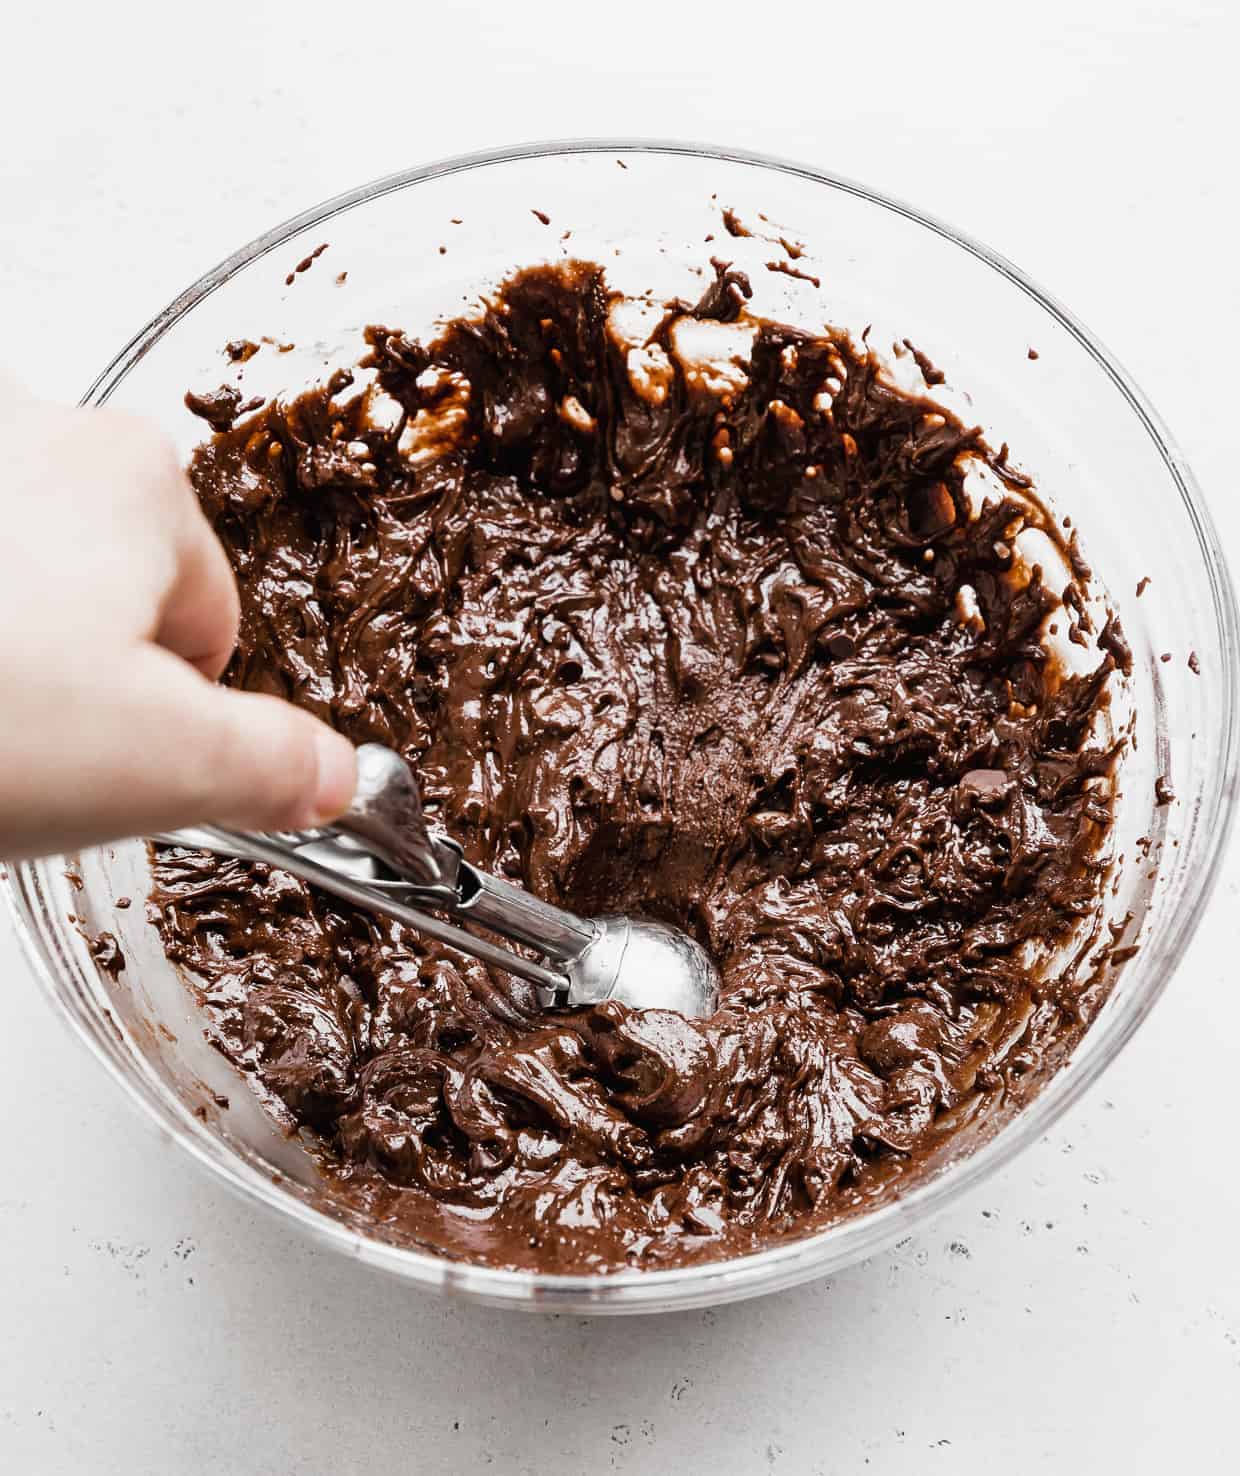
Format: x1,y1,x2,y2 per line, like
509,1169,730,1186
155,260,1119,1272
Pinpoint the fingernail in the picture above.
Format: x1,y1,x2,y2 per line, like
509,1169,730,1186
308,728,357,825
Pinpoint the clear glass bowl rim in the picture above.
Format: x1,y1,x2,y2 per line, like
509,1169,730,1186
6,137,1238,1312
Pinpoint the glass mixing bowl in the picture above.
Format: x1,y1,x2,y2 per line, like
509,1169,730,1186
6,141,1236,1314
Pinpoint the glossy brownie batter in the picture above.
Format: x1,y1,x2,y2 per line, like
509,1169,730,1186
153,259,1119,1271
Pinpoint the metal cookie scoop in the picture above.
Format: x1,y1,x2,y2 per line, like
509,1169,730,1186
154,744,720,1019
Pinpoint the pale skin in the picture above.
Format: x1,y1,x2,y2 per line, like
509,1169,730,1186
0,387,357,862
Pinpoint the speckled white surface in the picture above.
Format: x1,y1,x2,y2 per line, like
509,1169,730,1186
3,2,1239,1470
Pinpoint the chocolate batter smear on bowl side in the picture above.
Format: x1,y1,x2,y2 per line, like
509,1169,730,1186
153,260,1121,1272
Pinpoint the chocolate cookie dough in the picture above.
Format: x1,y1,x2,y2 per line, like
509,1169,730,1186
154,259,1119,1272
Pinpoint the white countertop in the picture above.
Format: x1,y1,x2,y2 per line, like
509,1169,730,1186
3,2,1238,1470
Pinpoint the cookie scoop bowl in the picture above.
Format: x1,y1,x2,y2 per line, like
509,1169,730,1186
6,141,1236,1313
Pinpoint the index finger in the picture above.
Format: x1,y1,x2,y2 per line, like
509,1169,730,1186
154,475,241,681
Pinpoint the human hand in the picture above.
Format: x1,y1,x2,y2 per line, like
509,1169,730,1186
0,385,356,861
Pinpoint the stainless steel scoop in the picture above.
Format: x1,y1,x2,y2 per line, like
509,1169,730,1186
154,743,720,1018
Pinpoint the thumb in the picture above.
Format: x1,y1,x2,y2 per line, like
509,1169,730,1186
0,644,358,861
133,648,358,834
